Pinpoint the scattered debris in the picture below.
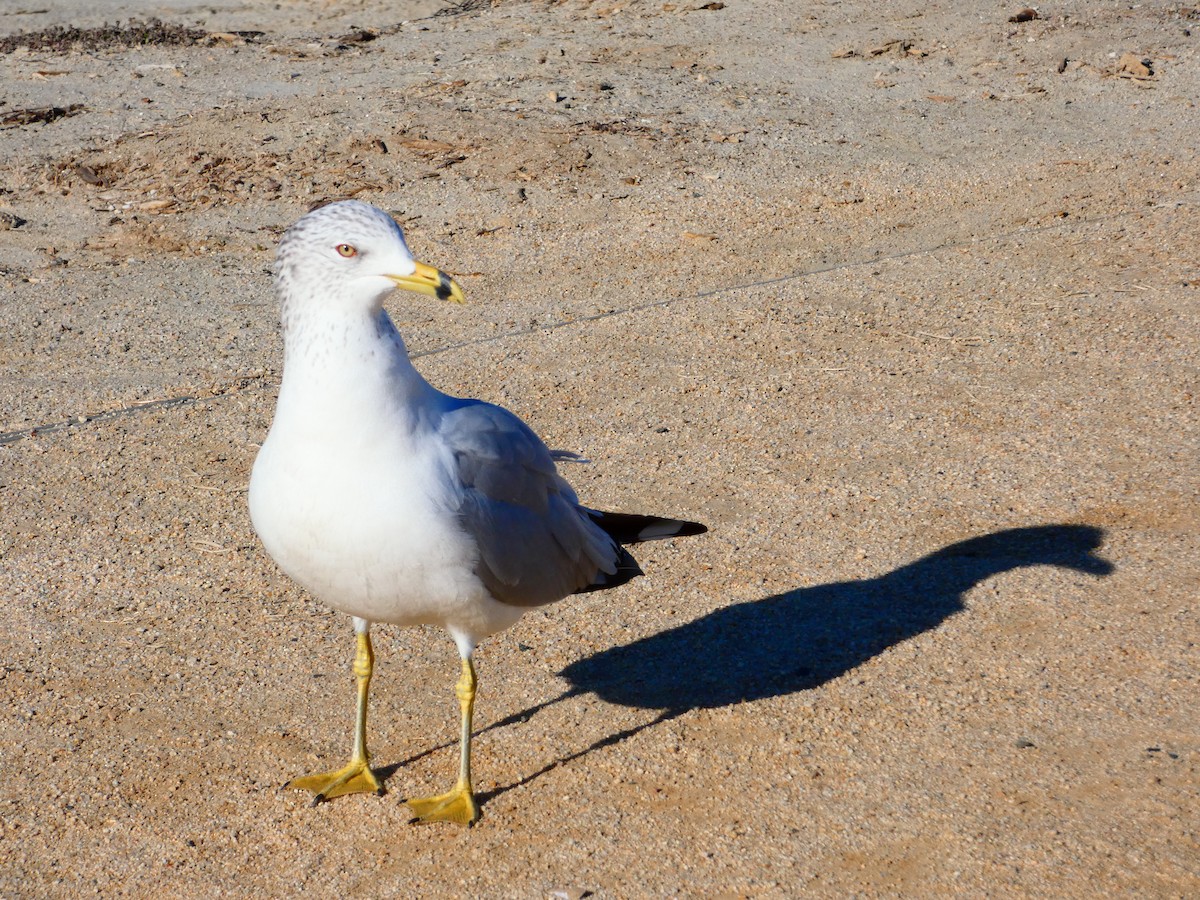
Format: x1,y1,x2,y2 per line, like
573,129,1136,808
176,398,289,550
475,216,512,236
0,19,208,54
133,63,183,77
74,164,108,186
1115,52,1154,79
397,137,463,157
83,221,191,255
205,31,266,46
433,0,496,17
868,39,914,57
339,29,377,44
832,39,926,60
0,104,85,128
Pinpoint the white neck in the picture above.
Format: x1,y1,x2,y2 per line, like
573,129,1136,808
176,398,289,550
276,301,442,437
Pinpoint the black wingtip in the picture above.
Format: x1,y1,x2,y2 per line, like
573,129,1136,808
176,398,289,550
587,510,709,545
575,547,645,595
673,520,709,538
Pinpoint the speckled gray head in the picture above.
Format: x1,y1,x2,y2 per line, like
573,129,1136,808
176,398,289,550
274,200,464,332
276,201,410,304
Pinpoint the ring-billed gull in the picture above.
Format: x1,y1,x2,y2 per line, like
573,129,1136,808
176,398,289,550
248,200,706,824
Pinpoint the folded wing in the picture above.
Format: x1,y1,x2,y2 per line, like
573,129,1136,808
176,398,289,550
439,400,706,608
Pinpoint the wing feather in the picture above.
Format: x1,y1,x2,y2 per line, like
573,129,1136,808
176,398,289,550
438,399,619,607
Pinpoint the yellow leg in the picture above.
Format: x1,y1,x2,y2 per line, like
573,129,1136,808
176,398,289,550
287,630,383,803
407,657,480,825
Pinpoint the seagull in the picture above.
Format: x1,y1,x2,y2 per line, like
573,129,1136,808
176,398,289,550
248,200,706,824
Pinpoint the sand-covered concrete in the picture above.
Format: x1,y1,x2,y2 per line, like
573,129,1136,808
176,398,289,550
1,1,1196,895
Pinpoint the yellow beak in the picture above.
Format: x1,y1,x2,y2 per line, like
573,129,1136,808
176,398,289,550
387,261,466,304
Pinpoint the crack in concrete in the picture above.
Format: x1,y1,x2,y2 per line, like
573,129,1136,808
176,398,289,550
1,193,1192,448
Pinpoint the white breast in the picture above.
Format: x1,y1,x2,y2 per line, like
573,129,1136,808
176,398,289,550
248,405,521,640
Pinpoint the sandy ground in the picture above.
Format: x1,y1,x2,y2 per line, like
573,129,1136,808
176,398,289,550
1,0,1197,896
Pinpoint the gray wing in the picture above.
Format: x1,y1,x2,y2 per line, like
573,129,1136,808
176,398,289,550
438,398,621,607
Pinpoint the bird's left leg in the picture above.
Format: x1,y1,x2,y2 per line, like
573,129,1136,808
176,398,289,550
407,655,480,824
287,618,383,803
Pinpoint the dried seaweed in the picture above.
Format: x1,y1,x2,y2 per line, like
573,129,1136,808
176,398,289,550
434,0,498,18
0,18,208,54
1,104,85,127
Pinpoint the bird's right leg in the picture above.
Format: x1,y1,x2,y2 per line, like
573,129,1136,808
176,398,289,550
406,655,480,825
287,620,383,803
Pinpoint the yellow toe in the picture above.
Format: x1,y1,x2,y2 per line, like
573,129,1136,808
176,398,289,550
288,760,382,803
406,782,479,825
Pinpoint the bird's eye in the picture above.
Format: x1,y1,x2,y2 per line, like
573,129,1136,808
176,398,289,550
335,243,357,258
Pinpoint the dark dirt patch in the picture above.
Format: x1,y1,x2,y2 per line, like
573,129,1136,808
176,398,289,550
0,19,208,54
0,104,86,128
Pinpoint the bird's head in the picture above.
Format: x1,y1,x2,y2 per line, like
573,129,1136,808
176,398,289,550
275,200,465,313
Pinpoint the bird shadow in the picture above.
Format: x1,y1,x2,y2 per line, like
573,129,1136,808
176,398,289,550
559,523,1113,709
382,524,1114,812
478,523,1112,804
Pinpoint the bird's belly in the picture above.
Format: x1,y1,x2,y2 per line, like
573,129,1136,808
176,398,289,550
249,433,511,636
